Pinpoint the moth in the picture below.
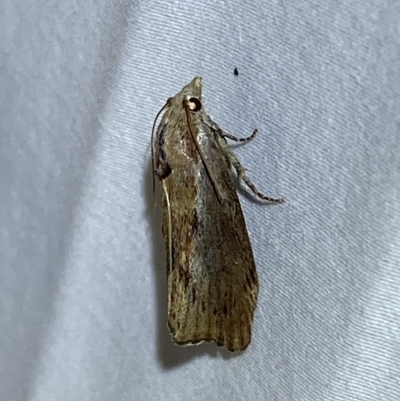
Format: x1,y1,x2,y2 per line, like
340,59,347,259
152,77,284,352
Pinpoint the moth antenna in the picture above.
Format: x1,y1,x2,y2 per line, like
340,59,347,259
184,103,225,204
162,180,173,276
151,100,170,192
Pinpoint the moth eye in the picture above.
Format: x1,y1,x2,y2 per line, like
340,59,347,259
188,97,202,112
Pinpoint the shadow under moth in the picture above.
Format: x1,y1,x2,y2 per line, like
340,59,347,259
152,77,284,352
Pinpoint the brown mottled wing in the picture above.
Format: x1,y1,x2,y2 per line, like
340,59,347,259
159,115,258,352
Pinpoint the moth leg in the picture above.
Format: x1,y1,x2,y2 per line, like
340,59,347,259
221,129,258,143
201,114,257,144
215,135,284,203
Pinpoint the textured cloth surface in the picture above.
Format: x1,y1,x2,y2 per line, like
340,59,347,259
1,1,400,400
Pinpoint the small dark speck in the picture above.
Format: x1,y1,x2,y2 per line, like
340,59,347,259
234,68,239,76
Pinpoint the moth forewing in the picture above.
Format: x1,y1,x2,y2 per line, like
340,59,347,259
152,77,283,352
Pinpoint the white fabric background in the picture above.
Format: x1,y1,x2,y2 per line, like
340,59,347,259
1,1,400,400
